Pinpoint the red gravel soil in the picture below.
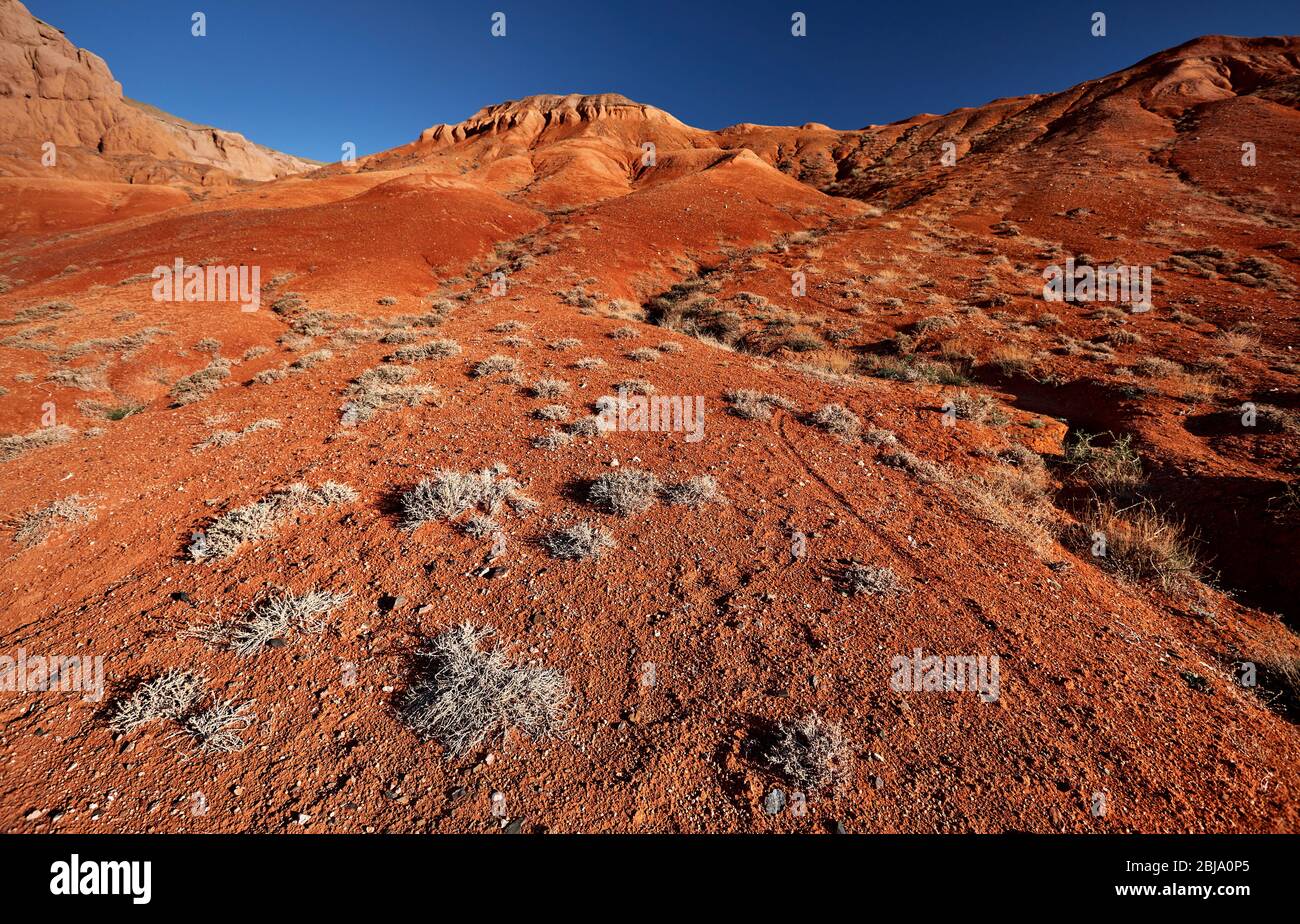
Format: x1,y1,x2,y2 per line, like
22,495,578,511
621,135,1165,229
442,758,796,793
1,20,1299,833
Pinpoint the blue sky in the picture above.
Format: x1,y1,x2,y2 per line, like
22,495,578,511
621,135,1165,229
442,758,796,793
28,0,1300,161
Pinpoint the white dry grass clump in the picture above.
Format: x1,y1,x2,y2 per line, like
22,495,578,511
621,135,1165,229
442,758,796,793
191,481,357,561
391,339,461,362
811,403,862,441
533,404,570,421
611,378,654,395
108,669,205,734
588,468,661,516
763,712,850,791
657,341,685,354
499,335,531,349
862,427,898,447
471,354,519,378
288,349,333,372
0,424,75,463
399,465,532,528
608,326,639,340
402,622,570,755
567,415,607,437
661,475,721,507
10,494,95,546
532,429,574,450
341,365,438,423
531,377,570,398
879,449,945,483
46,365,108,392
627,347,660,363
192,418,280,452
543,520,615,560
573,357,605,369
170,358,231,406
548,338,581,351
949,390,1006,425
724,389,795,421
490,320,527,333
183,700,256,753
189,589,349,655
838,561,904,596
253,367,288,384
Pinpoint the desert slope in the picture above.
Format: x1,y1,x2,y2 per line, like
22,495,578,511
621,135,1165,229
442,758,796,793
0,31,1299,834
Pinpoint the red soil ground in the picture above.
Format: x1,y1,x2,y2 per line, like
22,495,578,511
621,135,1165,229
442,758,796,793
1,23,1298,833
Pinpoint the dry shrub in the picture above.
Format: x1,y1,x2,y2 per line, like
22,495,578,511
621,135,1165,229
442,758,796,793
588,469,661,516
0,424,74,463
878,449,945,483
810,403,862,441
183,700,256,753
400,465,530,527
108,669,205,734
1078,500,1197,590
341,365,437,422
1064,431,1143,492
170,358,231,406
661,475,721,507
472,355,519,378
10,494,96,546
725,389,796,421
763,712,849,791
532,377,570,398
188,589,349,655
543,520,615,559
402,623,570,755
191,481,356,560
1132,356,1182,378
391,339,462,362
837,561,904,596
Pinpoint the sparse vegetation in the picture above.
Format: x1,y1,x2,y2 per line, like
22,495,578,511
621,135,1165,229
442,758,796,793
191,481,357,561
193,418,280,452
170,358,231,406
391,339,462,362
611,378,654,395
402,622,570,754
532,377,570,398
763,712,849,791
0,424,74,463
543,520,615,559
399,466,531,528
188,589,349,655
532,429,574,450
724,388,796,420
10,495,96,547
810,403,862,441
588,468,661,516
341,365,437,422
879,449,945,483
183,700,256,753
1078,501,1197,590
838,561,904,596
661,475,720,507
1064,431,1143,492
471,355,519,378
109,669,205,734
